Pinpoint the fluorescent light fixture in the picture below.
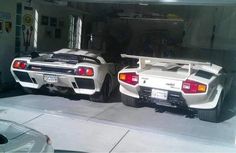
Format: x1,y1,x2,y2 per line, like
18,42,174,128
161,0,177,2
33,9,38,49
139,3,149,6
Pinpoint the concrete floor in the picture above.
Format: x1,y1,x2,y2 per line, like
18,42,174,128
0,87,236,152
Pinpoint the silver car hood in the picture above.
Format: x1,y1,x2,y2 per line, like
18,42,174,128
0,120,49,153
0,120,30,140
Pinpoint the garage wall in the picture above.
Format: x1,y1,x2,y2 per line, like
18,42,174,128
0,0,17,85
33,2,82,52
0,1,82,86
214,7,236,51
182,6,236,70
182,6,236,50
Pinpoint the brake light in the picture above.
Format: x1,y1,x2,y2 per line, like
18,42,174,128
119,72,139,85
86,68,94,76
13,60,27,69
182,80,207,93
75,67,94,76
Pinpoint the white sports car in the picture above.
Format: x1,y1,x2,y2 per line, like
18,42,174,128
11,49,118,102
118,54,233,122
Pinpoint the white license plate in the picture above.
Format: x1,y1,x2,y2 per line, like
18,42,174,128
43,75,58,83
151,89,168,100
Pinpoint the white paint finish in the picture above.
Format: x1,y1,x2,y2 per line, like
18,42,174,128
119,84,139,98
139,74,184,92
112,130,236,153
25,114,128,152
0,106,42,124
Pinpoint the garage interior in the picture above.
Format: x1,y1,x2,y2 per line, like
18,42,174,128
1,0,236,89
1,0,236,152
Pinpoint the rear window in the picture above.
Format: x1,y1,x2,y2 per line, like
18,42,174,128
52,53,78,61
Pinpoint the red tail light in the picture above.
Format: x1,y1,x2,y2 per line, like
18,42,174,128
182,80,207,94
13,60,27,69
119,72,139,85
75,67,94,76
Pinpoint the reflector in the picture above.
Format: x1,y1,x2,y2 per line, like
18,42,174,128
86,68,94,76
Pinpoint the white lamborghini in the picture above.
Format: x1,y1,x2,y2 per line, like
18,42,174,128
118,54,233,122
11,49,118,102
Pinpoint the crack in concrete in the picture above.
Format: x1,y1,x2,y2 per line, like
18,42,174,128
109,130,129,153
22,113,44,124
87,104,116,121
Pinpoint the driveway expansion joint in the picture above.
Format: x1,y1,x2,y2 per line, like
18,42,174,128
109,130,130,153
22,113,44,124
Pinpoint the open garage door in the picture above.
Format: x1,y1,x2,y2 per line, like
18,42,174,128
28,0,236,73
50,0,234,73
66,0,236,5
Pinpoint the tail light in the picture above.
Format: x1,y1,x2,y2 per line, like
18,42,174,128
119,72,139,85
13,60,27,69
182,80,207,93
75,67,94,76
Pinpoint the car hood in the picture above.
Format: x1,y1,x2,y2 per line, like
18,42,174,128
0,120,49,152
0,120,30,140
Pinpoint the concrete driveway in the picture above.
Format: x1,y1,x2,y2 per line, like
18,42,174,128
0,87,236,152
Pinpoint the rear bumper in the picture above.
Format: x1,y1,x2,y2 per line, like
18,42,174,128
120,85,222,110
11,70,99,95
139,87,188,108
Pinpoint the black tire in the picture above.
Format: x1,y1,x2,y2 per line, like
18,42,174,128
198,93,223,122
90,76,110,102
121,93,140,108
23,87,37,94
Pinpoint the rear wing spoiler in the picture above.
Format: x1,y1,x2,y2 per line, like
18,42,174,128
121,54,222,75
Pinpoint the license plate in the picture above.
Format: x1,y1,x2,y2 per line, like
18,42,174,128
43,75,58,83
151,89,168,100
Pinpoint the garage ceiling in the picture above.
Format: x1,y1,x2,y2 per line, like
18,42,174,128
65,0,236,6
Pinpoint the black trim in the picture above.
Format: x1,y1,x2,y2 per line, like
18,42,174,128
74,78,95,89
72,82,78,88
13,71,32,83
139,87,187,108
77,55,101,64
31,78,37,84
27,65,75,75
195,70,213,79
51,53,101,64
